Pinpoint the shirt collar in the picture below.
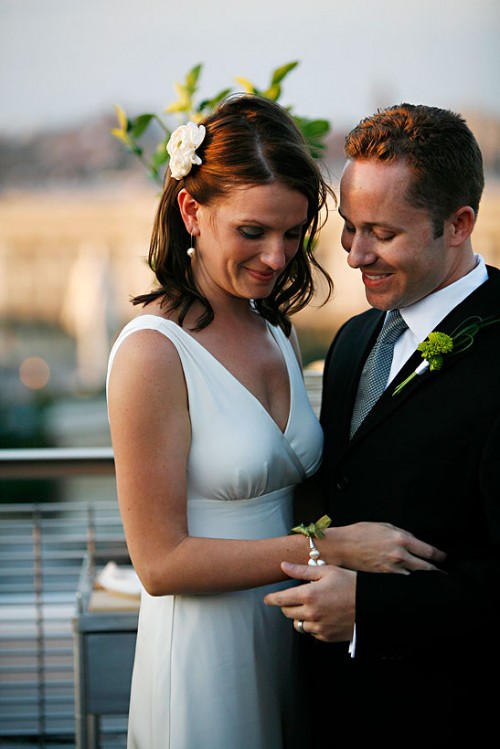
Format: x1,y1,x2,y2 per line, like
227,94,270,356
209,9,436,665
399,254,488,343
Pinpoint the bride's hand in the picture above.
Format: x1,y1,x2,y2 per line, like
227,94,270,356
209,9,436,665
323,522,446,574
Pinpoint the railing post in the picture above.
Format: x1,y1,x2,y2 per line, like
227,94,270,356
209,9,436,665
33,505,46,745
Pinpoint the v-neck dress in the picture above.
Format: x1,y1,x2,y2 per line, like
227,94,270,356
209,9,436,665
106,314,323,749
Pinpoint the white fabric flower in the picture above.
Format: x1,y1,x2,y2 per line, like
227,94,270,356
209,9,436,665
166,122,206,179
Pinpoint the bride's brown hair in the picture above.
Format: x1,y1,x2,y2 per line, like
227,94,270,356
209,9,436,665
132,93,334,335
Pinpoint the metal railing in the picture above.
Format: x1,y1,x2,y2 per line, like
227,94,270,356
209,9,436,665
0,447,115,479
0,448,128,749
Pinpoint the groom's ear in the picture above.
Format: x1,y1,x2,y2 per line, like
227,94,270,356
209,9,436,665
177,189,201,236
448,206,476,246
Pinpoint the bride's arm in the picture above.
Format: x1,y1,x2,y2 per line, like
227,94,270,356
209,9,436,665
108,330,445,596
107,328,316,596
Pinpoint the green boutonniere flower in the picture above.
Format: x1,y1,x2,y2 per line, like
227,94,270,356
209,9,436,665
417,331,454,370
393,315,500,396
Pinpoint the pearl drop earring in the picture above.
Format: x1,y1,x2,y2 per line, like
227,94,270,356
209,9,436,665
187,234,195,258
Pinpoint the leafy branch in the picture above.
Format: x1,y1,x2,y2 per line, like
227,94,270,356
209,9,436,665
111,61,331,184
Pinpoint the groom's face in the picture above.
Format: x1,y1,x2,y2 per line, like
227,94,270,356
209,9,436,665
338,159,465,311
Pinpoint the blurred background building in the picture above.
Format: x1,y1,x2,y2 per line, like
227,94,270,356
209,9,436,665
1,116,499,469
1,0,499,467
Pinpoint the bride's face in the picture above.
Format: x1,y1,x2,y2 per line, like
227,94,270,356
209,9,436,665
189,182,308,302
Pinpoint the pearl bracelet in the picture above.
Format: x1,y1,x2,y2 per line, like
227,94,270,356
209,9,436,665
307,536,326,566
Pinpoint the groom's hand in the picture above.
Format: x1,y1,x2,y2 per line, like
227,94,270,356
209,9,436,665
264,562,356,642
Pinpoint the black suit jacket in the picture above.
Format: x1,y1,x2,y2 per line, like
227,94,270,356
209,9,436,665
309,265,500,741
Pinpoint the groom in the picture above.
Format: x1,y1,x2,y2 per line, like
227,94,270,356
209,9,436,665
266,103,500,743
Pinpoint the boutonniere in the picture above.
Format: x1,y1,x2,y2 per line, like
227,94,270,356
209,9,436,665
393,315,500,396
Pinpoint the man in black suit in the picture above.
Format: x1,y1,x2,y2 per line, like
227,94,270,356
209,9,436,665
265,104,500,743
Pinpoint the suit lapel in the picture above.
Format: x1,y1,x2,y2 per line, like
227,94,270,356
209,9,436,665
348,267,500,442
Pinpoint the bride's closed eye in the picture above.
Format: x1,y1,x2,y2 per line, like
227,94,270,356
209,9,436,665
240,226,264,239
239,224,304,241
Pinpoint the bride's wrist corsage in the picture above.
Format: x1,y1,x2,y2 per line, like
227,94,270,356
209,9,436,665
290,515,331,566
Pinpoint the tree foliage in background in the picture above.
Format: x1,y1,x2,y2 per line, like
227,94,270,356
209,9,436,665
111,61,331,184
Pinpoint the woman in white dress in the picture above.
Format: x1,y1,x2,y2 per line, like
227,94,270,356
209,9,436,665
107,94,444,749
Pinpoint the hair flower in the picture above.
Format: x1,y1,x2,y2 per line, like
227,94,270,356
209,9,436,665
393,315,500,396
166,122,206,180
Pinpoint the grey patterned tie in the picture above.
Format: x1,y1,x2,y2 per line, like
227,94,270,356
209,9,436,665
350,309,408,437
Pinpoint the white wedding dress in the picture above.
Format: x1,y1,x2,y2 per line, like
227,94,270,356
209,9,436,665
107,314,323,749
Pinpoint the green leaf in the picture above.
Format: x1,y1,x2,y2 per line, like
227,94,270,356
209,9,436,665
261,62,300,102
290,515,331,538
297,117,330,138
261,83,281,101
234,76,258,94
315,514,332,529
293,117,330,158
150,142,169,168
164,82,192,114
185,63,203,95
164,102,188,115
165,64,203,116
309,515,332,539
197,88,233,114
131,114,155,139
290,523,310,537
271,61,299,86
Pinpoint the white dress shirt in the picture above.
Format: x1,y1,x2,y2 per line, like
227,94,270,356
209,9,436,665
388,254,488,385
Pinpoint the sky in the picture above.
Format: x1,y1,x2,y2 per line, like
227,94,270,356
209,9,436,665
1,0,499,138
